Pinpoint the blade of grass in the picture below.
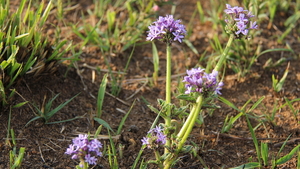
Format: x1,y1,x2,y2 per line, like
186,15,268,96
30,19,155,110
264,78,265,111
117,99,136,135
218,96,242,112
276,144,300,165
230,162,260,169
245,114,261,166
94,117,115,135
248,96,265,113
97,74,108,118
45,93,79,122
261,142,268,166
108,130,119,169
276,134,292,158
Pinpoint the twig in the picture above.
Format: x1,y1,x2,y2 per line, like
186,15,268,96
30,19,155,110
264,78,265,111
105,91,131,106
49,139,62,149
125,79,148,100
274,138,300,147
44,143,56,152
74,62,87,90
38,145,45,163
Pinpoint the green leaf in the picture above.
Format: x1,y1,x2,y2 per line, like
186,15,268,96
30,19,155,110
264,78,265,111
40,0,53,27
257,48,293,58
47,40,67,61
176,94,196,102
181,145,193,153
245,114,261,165
12,147,25,168
25,116,42,127
272,74,278,89
276,134,292,158
97,74,108,118
94,117,115,134
117,100,135,135
12,101,28,108
275,63,289,92
218,96,242,112
147,104,160,114
94,125,102,139
184,39,199,55
276,144,300,165
45,115,83,124
261,142,269,166
248,96,265,112
221,112,243,133
230,162,260,169
45,93,79,121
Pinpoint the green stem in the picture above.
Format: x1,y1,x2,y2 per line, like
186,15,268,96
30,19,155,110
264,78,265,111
176,99,198,138
164,43,172,153
166,43,172,119
177,95,203,151
213,34,234,72
163,159,172,169
164,96,203,169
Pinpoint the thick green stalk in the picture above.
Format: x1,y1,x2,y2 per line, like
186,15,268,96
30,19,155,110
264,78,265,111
164,43,172,152
164,96,203,169
166,43,172,119
177,95,203,151
213,34,234,72
176,100,198,138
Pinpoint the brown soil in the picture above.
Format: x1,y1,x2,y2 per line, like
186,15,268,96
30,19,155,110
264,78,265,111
0,0,299,169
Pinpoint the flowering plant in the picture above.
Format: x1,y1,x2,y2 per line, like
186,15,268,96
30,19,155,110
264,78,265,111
141,125,167,149
224,4,258,38
147,15,186,44
214,4,257,72
138,4,256,169
146,15,186,155
183,68,223,96
65,134,103,169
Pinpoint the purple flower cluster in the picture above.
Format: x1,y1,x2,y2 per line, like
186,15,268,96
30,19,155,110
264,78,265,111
147,15,186,44
224,4,257,38
183,68,223,95
141,125,167,149
65,134,103,166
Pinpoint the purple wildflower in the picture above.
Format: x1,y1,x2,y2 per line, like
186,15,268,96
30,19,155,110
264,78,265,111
65,134,103,166
156,132,167,144
224,4,257,38
141,125,167,149
183,68,223,96
85,154,97,165
147,15,186,44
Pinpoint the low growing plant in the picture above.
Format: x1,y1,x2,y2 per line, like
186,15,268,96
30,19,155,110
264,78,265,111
25,93,80,126
9,129,25,169
272,62,290,93
0,0,71,107
231,115,300,169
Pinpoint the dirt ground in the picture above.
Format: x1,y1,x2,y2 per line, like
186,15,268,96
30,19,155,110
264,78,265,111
0,0,299,168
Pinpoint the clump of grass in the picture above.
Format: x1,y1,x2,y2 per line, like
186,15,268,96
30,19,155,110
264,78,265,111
0,0,70,107
25,93,80,126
